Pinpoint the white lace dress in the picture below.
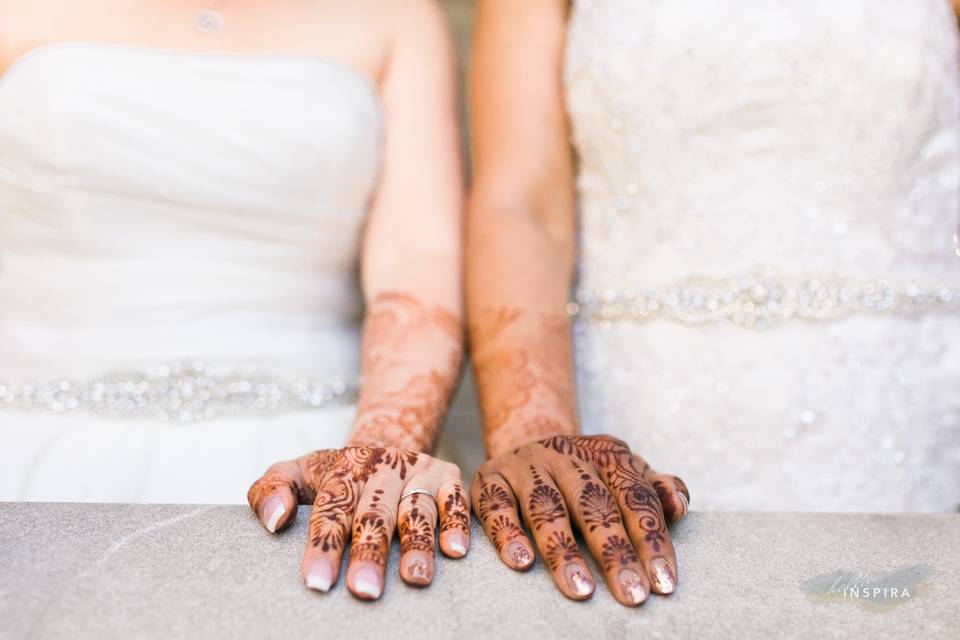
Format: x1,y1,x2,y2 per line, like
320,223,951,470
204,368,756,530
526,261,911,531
0,44,382,503
566,0,960,511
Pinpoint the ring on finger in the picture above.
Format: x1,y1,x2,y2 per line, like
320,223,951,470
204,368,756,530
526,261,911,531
401,487,437,502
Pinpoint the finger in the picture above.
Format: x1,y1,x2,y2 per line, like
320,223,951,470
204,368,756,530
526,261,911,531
514,464,596,601
471,470,534,570
247,459,305,534
436,466,470,558
346,476,403,600
397,489,438,586
648,471,690,525
300,468,360,593
553,458,649,605
601,453,679,595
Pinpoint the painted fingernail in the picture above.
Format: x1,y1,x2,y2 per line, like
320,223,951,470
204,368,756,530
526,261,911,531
507,541,532,567
447,532,468,557
564,563,595,597
618,569,647,604
306,558,333,592
676,490,689,511
353,563,383,599
406,552,432,582
262,495,286,533
650,557,676,594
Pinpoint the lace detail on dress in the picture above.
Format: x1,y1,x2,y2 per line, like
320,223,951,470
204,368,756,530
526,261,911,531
564,0,960,511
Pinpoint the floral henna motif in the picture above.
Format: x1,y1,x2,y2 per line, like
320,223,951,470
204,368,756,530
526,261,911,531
399,507,435,554
543,531,582,572
470,308,579,455
602,456,667,553
310,475,358,552
349,292,463,453
350,511,391,564
538,435,630,466
601,535,638,573
476,475,515,520
488,514,523,553
440,485,470,535
527,466,565,530
578,481,621,532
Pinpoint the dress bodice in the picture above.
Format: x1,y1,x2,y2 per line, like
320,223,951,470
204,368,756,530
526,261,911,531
564,0,960,511
0,43,382,381
565,0,960,301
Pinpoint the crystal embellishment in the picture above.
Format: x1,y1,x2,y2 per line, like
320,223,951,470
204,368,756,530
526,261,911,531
572,270,960,328
0,361,357,422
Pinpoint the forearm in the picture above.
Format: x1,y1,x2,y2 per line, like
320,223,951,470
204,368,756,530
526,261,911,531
346,289,464,453
467,198,579,458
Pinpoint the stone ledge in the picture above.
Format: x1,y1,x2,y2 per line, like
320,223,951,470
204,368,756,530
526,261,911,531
0,503,957,639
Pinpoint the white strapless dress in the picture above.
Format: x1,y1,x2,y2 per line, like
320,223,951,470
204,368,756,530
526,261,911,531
0,43,382,503
566,0,960,511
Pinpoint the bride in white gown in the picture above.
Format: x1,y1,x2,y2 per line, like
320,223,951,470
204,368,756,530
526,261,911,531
467,0,960,519
0,0,465,505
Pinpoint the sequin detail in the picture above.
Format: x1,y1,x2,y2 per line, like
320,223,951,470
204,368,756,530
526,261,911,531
0,362,357,421
572,269,960,327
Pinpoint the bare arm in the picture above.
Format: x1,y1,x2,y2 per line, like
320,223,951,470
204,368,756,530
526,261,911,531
344,0,464,454
467,0,578,458
249,0,471,601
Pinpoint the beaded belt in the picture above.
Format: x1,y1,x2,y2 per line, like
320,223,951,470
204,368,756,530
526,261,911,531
569,270,960,328
0,361,358,422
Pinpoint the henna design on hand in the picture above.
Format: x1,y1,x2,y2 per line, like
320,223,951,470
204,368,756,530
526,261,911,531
399,507,435,554
543,531,583,572
348,292,463,453
351,510,391,563
578,481,621,532
488,513,523,553
526,466,566,530
440,484,470,535
601,535,639,573
476,475,515,520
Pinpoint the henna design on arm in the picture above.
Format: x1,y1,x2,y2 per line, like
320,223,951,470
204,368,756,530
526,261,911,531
348,292,463,453
471,308,579,457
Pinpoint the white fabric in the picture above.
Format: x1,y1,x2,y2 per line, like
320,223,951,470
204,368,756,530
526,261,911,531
0,43,382,503
566,0,960,511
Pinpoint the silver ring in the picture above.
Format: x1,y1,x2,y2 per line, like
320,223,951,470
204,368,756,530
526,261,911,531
400,488,437,502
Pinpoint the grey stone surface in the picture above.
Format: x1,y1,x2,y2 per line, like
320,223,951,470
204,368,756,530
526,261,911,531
1,504,958,639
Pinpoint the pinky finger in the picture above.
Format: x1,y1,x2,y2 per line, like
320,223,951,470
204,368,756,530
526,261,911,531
437,476,471,558
640,462,690,524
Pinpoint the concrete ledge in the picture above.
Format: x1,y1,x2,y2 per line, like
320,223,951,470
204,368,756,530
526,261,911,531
0,503,957,639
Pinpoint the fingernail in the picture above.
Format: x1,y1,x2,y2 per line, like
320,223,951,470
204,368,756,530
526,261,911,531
353,563,383,599
306,558,333,592
447,532,468,557
564,563,595,597
619,569,647,604
406,552,432,582
262,495,285,533
507,541,532,567
677,491,689,511
650,557,676,594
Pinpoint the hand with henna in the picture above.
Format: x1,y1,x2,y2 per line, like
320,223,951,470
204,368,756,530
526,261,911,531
248,446,470,599
471,434,689,606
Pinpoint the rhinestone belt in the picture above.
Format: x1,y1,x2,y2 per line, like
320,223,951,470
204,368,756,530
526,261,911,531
570,270,960,328
0,362,358,422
